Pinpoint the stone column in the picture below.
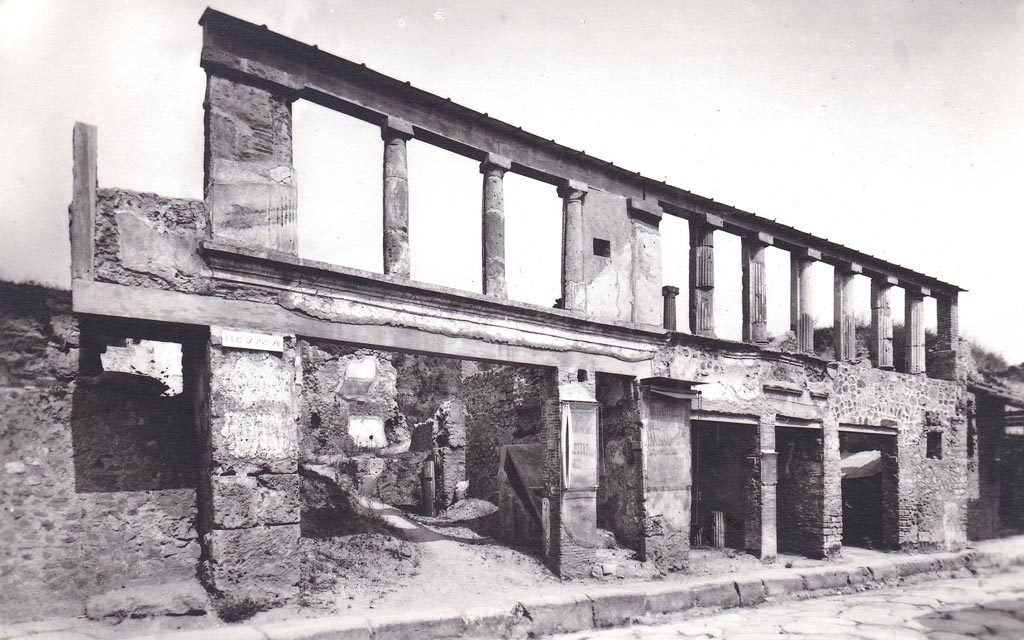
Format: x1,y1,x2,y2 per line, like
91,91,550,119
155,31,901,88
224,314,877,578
833,262,861,360
382,117,414,278
558,180,588,312
480,154,511,298
932,291,960,380
688,214,722,336
540,367,599,578
743,413,777,562
637,380,693,570
741,233,772,344
662,286,680,331
870,276,896,369
904,289,927,374
790,249,819,354
196,327,301,609
204,74,297,253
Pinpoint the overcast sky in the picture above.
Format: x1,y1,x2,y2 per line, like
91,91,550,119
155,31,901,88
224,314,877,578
2,1,1022,360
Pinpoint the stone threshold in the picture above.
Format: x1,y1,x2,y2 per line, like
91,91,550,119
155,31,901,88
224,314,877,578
113,540,1024,640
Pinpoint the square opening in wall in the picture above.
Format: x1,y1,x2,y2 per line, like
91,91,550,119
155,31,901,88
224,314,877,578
593,238,611,257
926,431,943,459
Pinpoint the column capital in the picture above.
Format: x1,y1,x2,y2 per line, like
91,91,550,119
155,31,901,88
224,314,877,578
662,285,680,297
904,285,930,298
873,274,898,286
627,198,663,225
692,212,724,229
836,260,863,275
381,116,414,140
792,247,821,261
480,153,511,175
557,179,588,199
744,231,774,247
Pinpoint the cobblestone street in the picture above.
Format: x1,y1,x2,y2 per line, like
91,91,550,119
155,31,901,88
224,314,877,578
553,566,1024,640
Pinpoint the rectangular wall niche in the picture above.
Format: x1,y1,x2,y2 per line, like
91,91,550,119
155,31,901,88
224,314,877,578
927,431,943,459
593,238,611,258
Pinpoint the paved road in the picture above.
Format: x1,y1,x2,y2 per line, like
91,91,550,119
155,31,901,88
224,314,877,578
553,566,1024,640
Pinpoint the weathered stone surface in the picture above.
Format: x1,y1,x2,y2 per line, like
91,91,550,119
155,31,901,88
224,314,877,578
204,525,301,606
85,580,209,620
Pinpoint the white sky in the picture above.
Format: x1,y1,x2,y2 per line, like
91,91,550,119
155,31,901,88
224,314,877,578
2,1,1022,359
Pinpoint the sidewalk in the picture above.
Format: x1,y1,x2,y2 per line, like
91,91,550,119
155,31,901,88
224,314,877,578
6,537,1024,640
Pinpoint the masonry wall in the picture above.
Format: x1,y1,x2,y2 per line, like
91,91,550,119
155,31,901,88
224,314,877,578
595,374,643,551
776,428,825,557
0,283,200,623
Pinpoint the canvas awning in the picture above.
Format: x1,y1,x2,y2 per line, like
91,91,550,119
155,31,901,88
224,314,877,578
841,450,882,480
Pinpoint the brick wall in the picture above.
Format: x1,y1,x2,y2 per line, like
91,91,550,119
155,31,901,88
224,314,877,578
776,427,825,558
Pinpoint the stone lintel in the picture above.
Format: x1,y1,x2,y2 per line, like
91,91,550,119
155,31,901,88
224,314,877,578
382,116,415,139
480,152,512,173
627,197,664,225
837,261,863,274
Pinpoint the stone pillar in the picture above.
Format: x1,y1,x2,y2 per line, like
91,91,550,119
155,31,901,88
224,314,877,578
637,380,693,570
933,291,960,380
481,154,511,298
904,289,927,374
789,249,818,354
821,414,843,558
741,233,772,344
541,367,598,578
833,263,860,361
688,215,722,336
70,122,97,280
382,117,414,277
870,277,896,369
204,74,297,253
196,327,301,609
628,198,665,326
744,414,778,562
558,180,588,312
662,286,680,331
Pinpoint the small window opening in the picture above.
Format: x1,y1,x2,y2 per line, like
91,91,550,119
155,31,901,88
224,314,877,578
926,431,943,459
577,369,588,382
593,238,611,257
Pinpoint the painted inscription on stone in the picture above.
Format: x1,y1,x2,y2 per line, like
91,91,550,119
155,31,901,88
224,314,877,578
221,329,285,353
563,402,598,489
644,395,690,491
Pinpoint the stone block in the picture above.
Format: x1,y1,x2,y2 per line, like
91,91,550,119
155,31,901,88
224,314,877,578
895,556,938,577
692,579,740,609
800,567,849,591
762,573,804,597
370,609,467,640
589,590,645,627
462,605,514,639
211,475,258,529
204,525,300,607
519,593,593,636
642,584,695,615
257,616,372,640
734,577,766,605
846,567,871,585
85,580,209,620
256,473,299,525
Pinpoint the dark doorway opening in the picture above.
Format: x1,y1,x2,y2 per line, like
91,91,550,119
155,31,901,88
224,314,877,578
840,431,898,551
776,426,825,558
691,421,757,551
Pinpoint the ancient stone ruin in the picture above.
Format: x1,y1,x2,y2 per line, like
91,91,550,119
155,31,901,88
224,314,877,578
3,8,1023,623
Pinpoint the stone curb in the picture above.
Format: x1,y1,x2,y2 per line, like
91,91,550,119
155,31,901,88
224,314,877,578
111,545,1024,640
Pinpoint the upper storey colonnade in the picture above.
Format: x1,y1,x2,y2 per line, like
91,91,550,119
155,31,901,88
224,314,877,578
196,9,961,378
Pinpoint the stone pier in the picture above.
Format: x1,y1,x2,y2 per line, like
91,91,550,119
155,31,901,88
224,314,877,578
541,367,599,578
743,414,778,561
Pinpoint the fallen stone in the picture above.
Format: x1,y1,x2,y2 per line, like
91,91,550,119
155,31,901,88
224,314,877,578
85,581,209,620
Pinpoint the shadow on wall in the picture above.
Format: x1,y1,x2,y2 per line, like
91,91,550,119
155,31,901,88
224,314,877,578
71,340,199,493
